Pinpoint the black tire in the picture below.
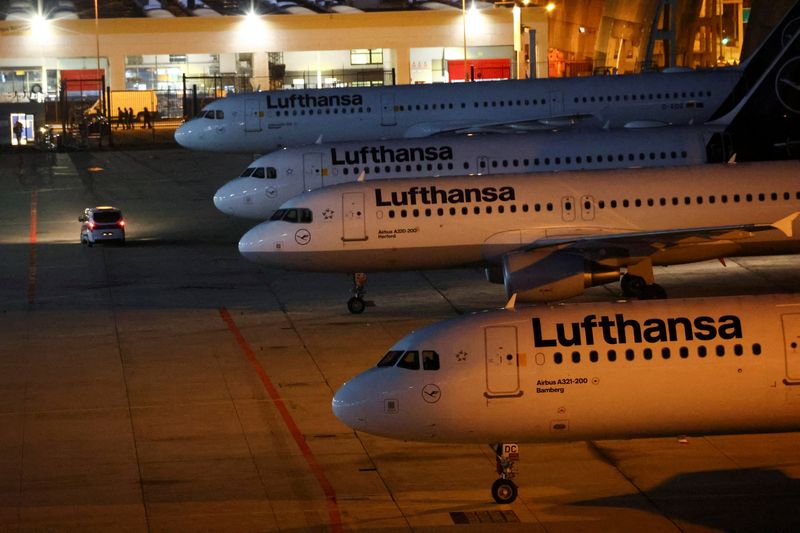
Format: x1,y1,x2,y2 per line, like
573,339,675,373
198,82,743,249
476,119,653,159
620,274,646,297
491,478,518,504
642,283,667,300
347,297,366,314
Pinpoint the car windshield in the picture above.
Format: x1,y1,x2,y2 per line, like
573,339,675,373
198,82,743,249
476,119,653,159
93,211,121,223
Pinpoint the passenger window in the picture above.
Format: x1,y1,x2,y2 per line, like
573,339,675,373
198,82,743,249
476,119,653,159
753,343,762,355
252,167,265,179
377,350,403,367
422,350,440,370
554,352,563,364
396,350,420,370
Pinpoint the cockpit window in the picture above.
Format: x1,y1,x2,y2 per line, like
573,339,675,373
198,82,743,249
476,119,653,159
215,110,224,119
266,167,277,179
240,167,255,177
377,350,403,367
269,208,313,223
422,350,440,370
252,167,265,179
396,350,420,370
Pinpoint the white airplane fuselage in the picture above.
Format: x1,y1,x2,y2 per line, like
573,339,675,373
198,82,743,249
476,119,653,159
332,294,800,443
176,69,740,153
238,160,800,274
214,127,713,220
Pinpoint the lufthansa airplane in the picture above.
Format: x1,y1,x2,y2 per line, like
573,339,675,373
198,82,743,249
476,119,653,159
174,2,800,154
238,161,800,312
213,127,715,219
331,293,800,503
175,71,736,153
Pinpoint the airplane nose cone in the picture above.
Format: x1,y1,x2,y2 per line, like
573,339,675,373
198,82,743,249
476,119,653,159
174,121,198,149
213,182,237,216
238,223,268,263
332,375,373,432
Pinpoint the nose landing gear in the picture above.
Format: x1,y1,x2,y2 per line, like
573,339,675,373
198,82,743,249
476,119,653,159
491,443,519,504
347,272,371,314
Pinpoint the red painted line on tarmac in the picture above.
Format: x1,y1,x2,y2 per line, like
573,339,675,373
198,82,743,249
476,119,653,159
219,307,343,532
27,189,38,306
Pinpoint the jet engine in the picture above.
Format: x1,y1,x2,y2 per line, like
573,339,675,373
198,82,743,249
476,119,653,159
502,250,619,302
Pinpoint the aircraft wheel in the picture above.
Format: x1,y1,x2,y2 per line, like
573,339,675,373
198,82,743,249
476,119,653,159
491,478,518,504
347,297,366,314
620,274,645,297
641,283,667,300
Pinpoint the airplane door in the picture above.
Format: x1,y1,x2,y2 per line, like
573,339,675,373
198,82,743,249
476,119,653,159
381,94,397,126
580,195,595,221
561,196,576,222
303,152,324,191
484,326,521,397
783,314,800,382
477,156,490,174
245,99,262,132
342,192,367,241
549,91,564,116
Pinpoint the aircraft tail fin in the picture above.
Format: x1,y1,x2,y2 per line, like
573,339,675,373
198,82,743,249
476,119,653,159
709,27,800,160
710,0,800,121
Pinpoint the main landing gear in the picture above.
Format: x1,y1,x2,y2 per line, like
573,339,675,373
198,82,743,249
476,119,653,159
620,273,667,300
620,259,666,300
491,443,519,504
347,272,369,314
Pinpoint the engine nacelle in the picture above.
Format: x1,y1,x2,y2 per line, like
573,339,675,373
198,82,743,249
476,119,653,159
503,250,620,302
484,266,504,284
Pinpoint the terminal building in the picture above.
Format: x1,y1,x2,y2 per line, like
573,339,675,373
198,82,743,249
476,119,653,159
0,0,763,145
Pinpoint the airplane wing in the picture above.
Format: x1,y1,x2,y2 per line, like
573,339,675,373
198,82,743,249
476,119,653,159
521,212,799,262
403,115,598,137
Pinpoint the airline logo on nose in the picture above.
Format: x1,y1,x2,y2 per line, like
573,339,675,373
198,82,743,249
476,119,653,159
295,229,311,245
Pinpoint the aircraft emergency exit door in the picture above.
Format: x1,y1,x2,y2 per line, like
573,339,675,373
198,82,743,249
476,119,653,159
484,326,521,396
244,99,262,132
783,314,800,381
342,192,367,241
381,94,396,126
303,152,324,190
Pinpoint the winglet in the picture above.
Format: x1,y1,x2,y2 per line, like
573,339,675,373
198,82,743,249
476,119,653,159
356,170,366,182
773,212,800,238
504,293,517,310
315,134,323,145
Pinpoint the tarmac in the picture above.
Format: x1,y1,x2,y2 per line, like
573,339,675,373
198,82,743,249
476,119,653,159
1,143,799,532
